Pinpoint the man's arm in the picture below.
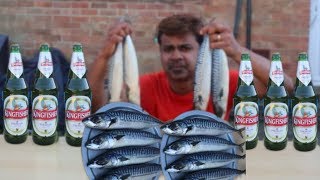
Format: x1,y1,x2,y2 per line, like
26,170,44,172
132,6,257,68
88,22,132,112
200,20,294,97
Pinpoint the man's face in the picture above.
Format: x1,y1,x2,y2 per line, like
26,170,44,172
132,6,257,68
159,33,199,82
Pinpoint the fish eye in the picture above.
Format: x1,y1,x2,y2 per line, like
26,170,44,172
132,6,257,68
174,163,185,170
96,159,105,165
171,144,180,150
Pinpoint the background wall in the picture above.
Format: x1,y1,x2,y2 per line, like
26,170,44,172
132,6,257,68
0,0,310,79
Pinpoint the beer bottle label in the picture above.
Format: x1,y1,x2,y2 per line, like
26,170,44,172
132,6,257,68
65,96,91,138
71,52,86,79
239,61,254,86
293,102,317,143
264,102,288,142
269,61,284,86
4,95,28,135
297,61,311,86
32,95,58,137
38,51,53,78
8,52,23,78
234,101,259,141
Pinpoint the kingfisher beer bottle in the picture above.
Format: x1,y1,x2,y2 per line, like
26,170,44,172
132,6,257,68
264,53,289,151
2,44,29,144
233,53,259,150
292,53,317,151
31,43,58,145
65,43,91,146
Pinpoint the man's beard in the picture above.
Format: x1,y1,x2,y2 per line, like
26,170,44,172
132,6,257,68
167,63,192,81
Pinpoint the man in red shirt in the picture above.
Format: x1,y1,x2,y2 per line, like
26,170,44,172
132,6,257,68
88,14,293,122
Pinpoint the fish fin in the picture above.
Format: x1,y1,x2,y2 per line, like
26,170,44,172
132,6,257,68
119,156,129,162
186,125,193,133
195,161,205,166
110,117,117,126
190,141,201,146
120,173,131,180
115,135,125,140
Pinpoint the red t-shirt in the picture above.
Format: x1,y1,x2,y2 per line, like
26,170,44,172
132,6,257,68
140,71,238,122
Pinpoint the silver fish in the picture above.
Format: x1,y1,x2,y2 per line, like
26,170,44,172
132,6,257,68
82,110,162,129
166,151,245,172
102,163,161,180
123,35,140,105
161,117,243,137
212,49,229,120
108,41,124,102
164,135,244,155
184,168,246,180
194,35,212,111
86,129,161,150
88,146,160,168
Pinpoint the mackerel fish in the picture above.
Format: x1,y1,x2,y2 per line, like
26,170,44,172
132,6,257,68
161,117,243,137
82,110,162,129
86,129,161,150
88,146,160,168
184,167,246,180
108,41,124,102
211,49,229,120
123,35,140,105
101,163,161,180
193,35,211,111
164,135,244,155
166,151,245,173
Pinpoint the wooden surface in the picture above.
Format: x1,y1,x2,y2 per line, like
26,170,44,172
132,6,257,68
1,136,320,179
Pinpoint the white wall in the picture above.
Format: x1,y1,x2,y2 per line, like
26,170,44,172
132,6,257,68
309,0,320,86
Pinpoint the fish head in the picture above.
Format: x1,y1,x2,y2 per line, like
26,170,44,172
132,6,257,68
86,135,115,150
161,121,188,135
82,113,116,129
165,141,191,155
88,158,108,168
166,161,187,172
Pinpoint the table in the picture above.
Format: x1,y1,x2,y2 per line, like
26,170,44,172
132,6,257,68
247,140,320,180
1,136,319,180
0,136,87,180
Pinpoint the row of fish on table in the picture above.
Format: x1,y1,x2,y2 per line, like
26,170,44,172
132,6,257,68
81,20,245,179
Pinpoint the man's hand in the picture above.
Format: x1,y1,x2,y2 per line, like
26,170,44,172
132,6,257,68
199,20,242,62
98,22,133,60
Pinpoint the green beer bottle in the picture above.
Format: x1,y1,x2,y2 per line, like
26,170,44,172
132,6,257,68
233,53,259,150
3,44,29,144
264,53,289,151
65,43,91,146
31,43,58,145
292,53,317,151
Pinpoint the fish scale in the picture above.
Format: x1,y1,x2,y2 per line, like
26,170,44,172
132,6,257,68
123,35,140,105
86,129,161,150
211,49,229,120
164,135,244,155
102,163,161,180
88,146,160,168
184,168,246,180
166,152,245,172
82,110,162,129
177,118,236,131
193,35,212,111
